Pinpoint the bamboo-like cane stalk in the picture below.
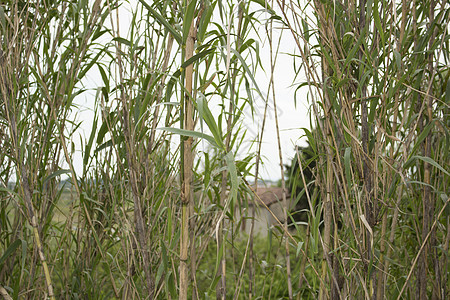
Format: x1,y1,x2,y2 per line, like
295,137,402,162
180,2,197,298
266,19,293,299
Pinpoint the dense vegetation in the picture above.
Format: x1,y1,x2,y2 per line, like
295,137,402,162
0,0,448,299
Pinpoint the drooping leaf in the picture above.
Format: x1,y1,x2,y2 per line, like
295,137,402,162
405,155,449,176
158,127,219,148
43,169,71,185
196,95,225,150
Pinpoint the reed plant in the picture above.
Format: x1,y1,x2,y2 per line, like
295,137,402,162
0,0,448,299
278,0,449,298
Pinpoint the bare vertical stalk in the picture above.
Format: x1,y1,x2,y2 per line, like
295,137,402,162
319,115,334,300
418,1,436,298
249,93,269,300
217,3,245,298
217,178,227,300
266,19,293,300
357,0,377,297
180,2,197,298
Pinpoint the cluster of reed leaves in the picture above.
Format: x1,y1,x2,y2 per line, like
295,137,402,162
0,0,112,298
279,0,449,299
0,0,278,299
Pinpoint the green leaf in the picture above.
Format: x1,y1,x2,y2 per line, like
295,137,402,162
0,239,21,266
237,39,256,57
296,241,304,257
167,272,176,299
250,0,276,14
210,240,225,290
344,147,352,191
368,95,379,125
92,29,109,41
406,156,449,176
158,127,219,148
165,69,182,103
43,169,71,185
196,96,225,150
138,0,182,44
97,64,110,93
302,18,310,43
183,0,197,44
409,122,433,158
229,47,265,101
112,37,132,47
182,48,215,69
373,0,385,45
343,29,365,71
0,6,5,32
96,111,116,145
405,180,436,191
225,151,239,205
94,135,125,154
197,1,216,42
0,187,18,197
78,49,103,80
84,111,98,169
393,50,402,72
155,260,165,286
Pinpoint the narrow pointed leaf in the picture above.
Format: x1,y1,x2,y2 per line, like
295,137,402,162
138,0,182,44
158,127,218,148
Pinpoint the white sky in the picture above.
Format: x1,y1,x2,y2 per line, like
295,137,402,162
73,1,311,182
